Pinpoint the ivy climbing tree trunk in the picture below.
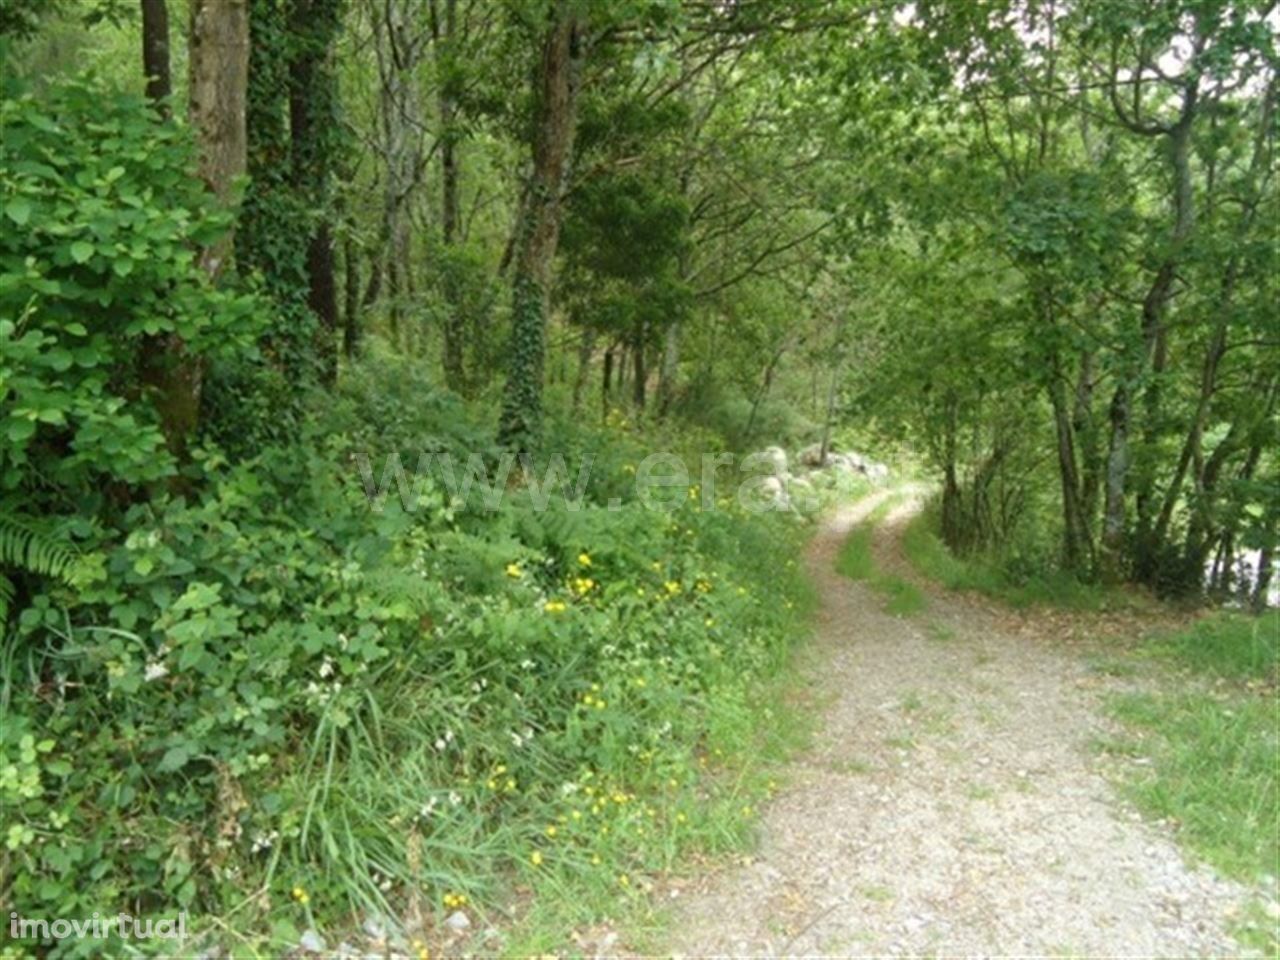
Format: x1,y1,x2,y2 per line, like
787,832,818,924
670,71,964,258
433,0,466,392
496,0,584,450
370,0,429,343
289,0,343,386
138,0,184,463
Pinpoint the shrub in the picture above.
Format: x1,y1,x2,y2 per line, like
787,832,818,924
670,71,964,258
0,79,263,506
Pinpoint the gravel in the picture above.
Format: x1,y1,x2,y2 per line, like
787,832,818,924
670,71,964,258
668,492,1259,957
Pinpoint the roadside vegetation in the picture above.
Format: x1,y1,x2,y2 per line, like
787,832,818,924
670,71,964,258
2,0,1275,955
2,348,817,956
900,508,1149,612
1103,611,1279,952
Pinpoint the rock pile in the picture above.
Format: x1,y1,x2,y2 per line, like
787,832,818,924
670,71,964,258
745,443,889,511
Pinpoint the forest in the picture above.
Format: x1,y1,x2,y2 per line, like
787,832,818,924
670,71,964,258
1,0,1276,955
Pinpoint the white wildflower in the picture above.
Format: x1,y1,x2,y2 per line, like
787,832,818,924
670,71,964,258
144,660,168,682
250,829,279,854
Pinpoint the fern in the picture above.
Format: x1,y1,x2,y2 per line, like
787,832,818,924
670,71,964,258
0,513,76,621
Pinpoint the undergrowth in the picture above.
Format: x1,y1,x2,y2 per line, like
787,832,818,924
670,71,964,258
1,348,816,957
901,510,1144,612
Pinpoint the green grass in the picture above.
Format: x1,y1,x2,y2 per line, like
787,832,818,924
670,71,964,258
875,574,927,615
834,495,926,616
834,522,876,580
1102,611,1279,953
901,511,1142,612
1105,691,1278,882
1143,610,1279,682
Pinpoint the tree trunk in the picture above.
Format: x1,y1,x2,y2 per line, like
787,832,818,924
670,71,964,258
657,320,680,416
632,323,647,410
1152,80,1274,559
435,0,466,391
144,0,246,458
1254,538,1276,612
288,0,341,385
496,0,584,450
343,233,360,358
1103,78,1199,584
141,0,171,117
1099,381,1129,582
601,348,613,421
1049,376,1089,573
190,0,249,257
571,324,595,412
369,0,427,332
818,364,838,465
1131,102,1197,581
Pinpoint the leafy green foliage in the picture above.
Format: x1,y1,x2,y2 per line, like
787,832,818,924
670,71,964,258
0,79,263,507
902,508,1143,612
4,346,811,952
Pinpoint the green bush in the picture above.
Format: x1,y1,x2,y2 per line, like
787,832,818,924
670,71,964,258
0,79,262,502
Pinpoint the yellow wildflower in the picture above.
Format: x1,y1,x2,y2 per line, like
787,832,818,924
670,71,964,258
530,850,543,866
544,599,567,613
577,552,592,567
505,563,523,578
291,886,309,904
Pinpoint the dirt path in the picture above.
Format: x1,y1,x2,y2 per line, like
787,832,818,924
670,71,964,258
669,490,1255,957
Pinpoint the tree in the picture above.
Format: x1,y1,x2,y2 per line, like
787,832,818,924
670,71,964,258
141,0,247,457
496,0,585,450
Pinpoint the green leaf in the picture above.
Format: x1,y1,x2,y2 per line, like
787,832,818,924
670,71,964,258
157,745,190,773
5,197,32,226
70,240,94,264
6,419,36,443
